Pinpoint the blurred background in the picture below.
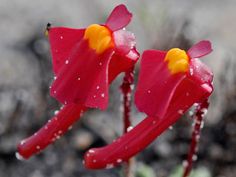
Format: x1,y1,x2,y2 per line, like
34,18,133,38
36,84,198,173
0,0,235,177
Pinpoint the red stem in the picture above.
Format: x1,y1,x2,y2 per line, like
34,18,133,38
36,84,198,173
120,68,134,133
120,68,134,177
17,104,86,159
182,99,209,177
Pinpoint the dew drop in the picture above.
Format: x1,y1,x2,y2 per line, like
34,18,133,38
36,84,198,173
200,121,204,129
147,90,151,94
89,149,95,153
201,108,208,116
44,126,48,130
15,152,25,161
53,90,57,94
106,164,114,169
58,130,62,134
54,76,57,80
101,93,105,97
93,95,96,98
152,120,156,124
169,126,173,130
68,126,73,130
178,109,184,115
60,36,63,39
117,159,122,163
77,77,81,81
65,60,69,64
54,110,59,115
192,155,198,161
96,86,100,90
127,126,133,132
36,146,40,150
93,160,97,163
20,140,25,145
99,62,102,66
182,160,189,168
190,68,193,75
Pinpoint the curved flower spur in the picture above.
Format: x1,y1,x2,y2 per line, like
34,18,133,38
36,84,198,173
17,4,139,159
84,41,213,171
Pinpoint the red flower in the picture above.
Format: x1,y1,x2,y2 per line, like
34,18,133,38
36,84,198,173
84,41,213,169
17,4,139,159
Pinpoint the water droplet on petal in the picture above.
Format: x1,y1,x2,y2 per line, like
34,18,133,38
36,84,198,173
54,110,59,115
96,86,100,90
36,146,40,150
60,36,63,39
20,140,25,145
77,77,81,81
190,68,193,75
93,160,97,163
117,159,122,163
99,62,102,66
127,126,133,132
68,126,73,130
101,93,105,97
169,126,173,130
147,90,151,94
65,60,69,64
89,150,95,153
178,109,184,115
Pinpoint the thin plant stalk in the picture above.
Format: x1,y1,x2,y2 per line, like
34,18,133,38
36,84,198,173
120,67,135,177
183,99,209,177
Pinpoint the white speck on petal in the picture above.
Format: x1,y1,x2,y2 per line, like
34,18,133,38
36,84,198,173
65,60,69,64
60,36,63,39
178,109,184,115
77,77,81,81
127,126,133,132
117,159,122,163
54,110,59,115
96,86,100,90
101,93,105,97
89,150,95,153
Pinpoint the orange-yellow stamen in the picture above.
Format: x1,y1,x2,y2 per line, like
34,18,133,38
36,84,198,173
84,24,113,54
164,48,189,74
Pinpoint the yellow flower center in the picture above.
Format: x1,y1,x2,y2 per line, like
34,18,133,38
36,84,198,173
164,48,189,74
84,24,114,54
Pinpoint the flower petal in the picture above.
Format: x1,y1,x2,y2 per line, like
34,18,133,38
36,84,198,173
48,27,85,75
17,104,85,159
50,39,114,110
135,50,185,118
187,40,212,59
84,59,213,169
105,4,132,31
113,29,136,55
109,48,139,82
